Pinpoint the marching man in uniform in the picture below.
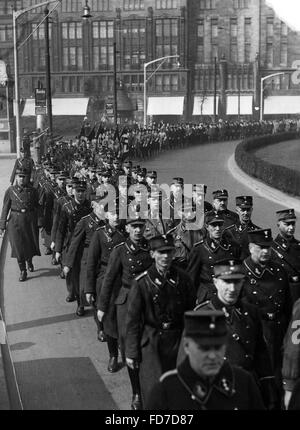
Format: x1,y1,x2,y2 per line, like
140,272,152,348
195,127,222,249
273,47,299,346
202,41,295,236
0,167,40,281
146,309,265,410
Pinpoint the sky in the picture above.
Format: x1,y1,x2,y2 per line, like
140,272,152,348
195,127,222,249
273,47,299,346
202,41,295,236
266,0,300,31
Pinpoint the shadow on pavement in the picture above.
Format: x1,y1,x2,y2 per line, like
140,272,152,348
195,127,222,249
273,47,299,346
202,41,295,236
14,357,118,410
6,310,94,333
10,342,36,351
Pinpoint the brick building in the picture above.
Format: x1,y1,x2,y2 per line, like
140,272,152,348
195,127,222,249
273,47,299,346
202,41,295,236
1,0,300,144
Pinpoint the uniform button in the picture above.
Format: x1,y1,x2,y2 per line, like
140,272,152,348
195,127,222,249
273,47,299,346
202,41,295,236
246,325,250,329
129,258,132,262
131,266,135,269
246,340,250,344
253,291,257,295
279,278,282,281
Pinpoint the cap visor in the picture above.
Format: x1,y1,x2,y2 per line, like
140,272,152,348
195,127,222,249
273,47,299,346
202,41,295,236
185,335,228,346
217,274,245,280
252,241,272,247
156,246,175,252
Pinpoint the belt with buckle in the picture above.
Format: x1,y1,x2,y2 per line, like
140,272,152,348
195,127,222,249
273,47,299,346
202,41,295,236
160,322,181,330
12,209,31,214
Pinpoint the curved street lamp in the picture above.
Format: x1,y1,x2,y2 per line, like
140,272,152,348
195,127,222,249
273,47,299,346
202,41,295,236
143,55,180,127
13,0,92,157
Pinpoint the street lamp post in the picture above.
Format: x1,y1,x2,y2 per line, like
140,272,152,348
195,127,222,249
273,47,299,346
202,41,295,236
260,71,295,121
44,6,53,140
143,54,180,127
213,56,217,122
12,0,61,157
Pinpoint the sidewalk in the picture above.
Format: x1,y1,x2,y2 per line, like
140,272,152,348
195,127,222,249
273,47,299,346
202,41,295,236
228,154,300,214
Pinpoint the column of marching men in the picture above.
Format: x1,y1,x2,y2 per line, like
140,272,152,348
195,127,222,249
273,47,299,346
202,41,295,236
1,131,300,411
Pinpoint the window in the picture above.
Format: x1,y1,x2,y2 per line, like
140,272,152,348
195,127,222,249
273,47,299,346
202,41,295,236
233,0,249,8
230,18,238,38
122,20,146,70
123,0,144,10
244,43,251,63
155,19,179,67
212,44,218,61
92,21,114,39
280,43,288,65
244,18,251,40
197,45,204,63
267,17,274,37
61,0,81,12
90,0,112,11
156,0,177,8
62,22,82,39
0,25,12,42
281,22,288,37
63,46,83,69
171,75,178,91
200,0,216,9
211,19,218,38
230,42,238,63
197,20,204,38
266,43,273,66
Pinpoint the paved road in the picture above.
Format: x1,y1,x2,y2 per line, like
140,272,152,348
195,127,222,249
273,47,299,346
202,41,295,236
2,140,300,410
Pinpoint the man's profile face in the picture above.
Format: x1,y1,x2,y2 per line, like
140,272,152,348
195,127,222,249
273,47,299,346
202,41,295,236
184,338,226,377
278,220,296,239
213,198,227,212
249,243,271,265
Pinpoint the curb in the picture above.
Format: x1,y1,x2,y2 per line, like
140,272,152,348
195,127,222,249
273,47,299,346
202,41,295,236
0,154,17,160
228,154,300,215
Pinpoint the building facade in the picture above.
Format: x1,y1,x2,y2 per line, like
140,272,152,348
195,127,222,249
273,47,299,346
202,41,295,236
1,0,300,136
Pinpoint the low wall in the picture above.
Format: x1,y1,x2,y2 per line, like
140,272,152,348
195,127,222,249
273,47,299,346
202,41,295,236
235,132,300,197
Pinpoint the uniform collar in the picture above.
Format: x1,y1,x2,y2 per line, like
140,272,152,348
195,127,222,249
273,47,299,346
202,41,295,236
206,236,230,252
243,256,274,278
177,358,235,405
274,234,293,251
147,264,177,288
126,237,149,253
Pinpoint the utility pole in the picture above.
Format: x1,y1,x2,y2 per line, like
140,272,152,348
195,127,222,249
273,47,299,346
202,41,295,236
113,41,118,128
213,56,217,122
44,7,53,140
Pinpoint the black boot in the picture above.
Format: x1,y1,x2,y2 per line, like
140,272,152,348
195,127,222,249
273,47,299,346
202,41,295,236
27,260,34,272
107,357,118,373
19,270,27,282
127,367,142,410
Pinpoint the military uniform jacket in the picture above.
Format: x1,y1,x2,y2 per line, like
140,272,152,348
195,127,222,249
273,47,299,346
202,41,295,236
187,236,241,302
145,359,265,410
64,212,104,268
125,263,196,361
86,179,99,201
172,222,204,265
98,238,152,312
224,220,261,259
85,223,126,294
271,234,300,303
0,184,40,259
55,199,92,253
50,194,73,243
242,257,292,325
197,296,273,380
